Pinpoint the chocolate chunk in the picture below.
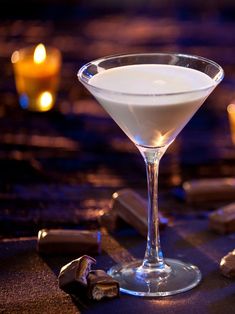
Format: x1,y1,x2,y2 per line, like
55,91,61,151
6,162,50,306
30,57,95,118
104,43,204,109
87,270,119,300
58,255,96,294
209,203,235,234
111,188,168,237
183,178,235,203
220,249,235,278
37,229,101,255
98,211,127,232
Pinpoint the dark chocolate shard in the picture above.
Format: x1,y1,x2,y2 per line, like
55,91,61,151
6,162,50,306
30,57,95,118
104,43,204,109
87,270,119,300
183,178,235,203
111,188,168,237
220,249,235,278
37,229,101,255
98,211,127,233
58,255,96,294
209,203,235,234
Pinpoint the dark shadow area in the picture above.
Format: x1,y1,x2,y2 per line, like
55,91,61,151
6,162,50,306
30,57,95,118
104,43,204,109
1,0,235,21
208,292,235,314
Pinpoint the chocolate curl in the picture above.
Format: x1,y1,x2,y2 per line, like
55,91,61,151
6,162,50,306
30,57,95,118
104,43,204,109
58,255,96,294
87,270,119,300
209,203,235,234
110,188,168,237
37,229,101,255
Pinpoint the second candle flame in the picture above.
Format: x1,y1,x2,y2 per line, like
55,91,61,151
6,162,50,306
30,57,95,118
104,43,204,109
34,44,46,64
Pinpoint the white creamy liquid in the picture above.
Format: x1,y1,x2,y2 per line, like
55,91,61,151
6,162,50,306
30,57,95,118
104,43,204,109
89,64,215,147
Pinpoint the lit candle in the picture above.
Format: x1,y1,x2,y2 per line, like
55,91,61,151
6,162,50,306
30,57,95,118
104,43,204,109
11,43,61,112
227,102,235,144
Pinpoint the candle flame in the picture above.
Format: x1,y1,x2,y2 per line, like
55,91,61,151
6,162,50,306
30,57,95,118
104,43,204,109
38,91,53,111
34,44,46,64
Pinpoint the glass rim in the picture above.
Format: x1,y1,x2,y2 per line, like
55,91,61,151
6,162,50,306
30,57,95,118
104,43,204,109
78,52,224,97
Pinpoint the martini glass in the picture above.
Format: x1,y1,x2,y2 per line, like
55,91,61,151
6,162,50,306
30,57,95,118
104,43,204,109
78,53,224,297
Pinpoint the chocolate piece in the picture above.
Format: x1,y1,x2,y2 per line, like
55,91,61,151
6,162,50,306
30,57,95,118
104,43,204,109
209,203,235,234
37,229,101,255
98,211,127,232
111,189,168,237
87,270,119,300
58,255,96,294
220,249,235,278
183,178,235,203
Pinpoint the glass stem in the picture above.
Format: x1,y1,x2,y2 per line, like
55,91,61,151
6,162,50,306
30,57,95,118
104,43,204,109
138,145,169,270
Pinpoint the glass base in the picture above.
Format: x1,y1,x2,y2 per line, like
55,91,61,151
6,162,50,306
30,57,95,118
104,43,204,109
108,258,201,297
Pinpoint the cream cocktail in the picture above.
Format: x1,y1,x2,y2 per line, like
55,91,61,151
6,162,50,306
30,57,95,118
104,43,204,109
78,53,223,297
89,64,215,147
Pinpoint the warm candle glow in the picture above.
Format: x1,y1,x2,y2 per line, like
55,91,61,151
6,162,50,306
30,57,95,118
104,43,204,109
11,50,20,64
38,91,53,111
12,44,61,111
34,44,46,64
227,103,235,114
227,102,235,144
